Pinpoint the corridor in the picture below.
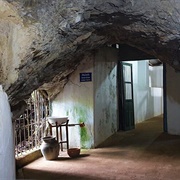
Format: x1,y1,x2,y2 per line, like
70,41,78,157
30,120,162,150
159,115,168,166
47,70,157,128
17,115,180,180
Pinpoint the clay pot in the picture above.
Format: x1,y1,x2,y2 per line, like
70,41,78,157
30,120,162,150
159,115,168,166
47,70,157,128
67,148,80,158
40,136,59,160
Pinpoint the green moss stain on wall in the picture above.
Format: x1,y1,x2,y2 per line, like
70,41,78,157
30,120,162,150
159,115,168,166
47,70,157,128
66,110,69,116
73,105,91,148
80,126,90,148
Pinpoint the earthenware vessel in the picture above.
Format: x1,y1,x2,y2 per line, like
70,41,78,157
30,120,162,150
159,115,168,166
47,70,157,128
40,136,59,160
67,148,80,158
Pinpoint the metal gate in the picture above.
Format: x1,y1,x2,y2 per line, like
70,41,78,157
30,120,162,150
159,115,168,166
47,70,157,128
14,90,49,158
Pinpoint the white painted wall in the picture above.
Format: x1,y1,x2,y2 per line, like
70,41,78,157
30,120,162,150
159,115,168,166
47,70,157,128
52,56,94,148
52,47,119,148
127,60,163,123
94,47,118,147
0,85,15,180
51,50,164,148
149,65,163,88
166,64,180,135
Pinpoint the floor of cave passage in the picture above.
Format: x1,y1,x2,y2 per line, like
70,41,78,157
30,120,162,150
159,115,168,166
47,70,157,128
17,115,180,180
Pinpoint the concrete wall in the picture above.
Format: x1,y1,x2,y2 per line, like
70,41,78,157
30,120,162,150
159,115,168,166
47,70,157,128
149,65,163,88
149,65,163,116
166,64,180,135
94,47,118,147
52,47,119,148
52,56,94,148
127,60,163,123
51,50,163,148
0,86,15,180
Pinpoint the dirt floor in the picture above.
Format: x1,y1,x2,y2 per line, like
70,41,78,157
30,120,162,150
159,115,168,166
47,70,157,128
17,116,180,180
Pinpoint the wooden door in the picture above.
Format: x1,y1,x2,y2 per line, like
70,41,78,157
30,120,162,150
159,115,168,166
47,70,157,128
118,62,135,131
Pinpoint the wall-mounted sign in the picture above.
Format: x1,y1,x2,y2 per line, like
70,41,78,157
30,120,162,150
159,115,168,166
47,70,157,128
80,72,92,82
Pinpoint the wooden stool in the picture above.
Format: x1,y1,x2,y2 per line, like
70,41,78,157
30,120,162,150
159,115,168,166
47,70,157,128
49,120,69,151
59,120,69,151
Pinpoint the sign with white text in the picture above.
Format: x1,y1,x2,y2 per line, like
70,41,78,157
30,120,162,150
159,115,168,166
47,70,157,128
80,72,92,82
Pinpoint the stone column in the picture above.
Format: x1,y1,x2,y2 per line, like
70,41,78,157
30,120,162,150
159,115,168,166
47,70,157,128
0,85,15,180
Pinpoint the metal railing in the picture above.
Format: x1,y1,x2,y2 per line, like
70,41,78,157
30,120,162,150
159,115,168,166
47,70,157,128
14,90,49,158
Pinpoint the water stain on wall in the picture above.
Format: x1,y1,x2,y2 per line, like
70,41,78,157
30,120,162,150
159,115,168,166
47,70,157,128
72,106,91,148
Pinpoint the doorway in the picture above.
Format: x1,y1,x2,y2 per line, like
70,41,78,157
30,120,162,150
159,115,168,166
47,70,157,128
118,59,164,131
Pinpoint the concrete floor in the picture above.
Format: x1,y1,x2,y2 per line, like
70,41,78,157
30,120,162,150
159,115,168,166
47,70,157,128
17,116,180,180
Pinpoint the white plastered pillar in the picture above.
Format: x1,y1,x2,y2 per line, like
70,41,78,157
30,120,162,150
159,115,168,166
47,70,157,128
0,85,15,180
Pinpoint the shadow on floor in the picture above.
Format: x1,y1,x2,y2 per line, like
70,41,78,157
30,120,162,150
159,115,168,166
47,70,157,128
54,154,90,161
144,132,180,157
17,115,180,180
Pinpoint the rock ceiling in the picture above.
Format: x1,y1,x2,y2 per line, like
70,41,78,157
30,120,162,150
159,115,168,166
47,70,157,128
0,0,180,116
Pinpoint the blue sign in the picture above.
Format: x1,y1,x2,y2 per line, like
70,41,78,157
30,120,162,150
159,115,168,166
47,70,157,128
80,72,92,82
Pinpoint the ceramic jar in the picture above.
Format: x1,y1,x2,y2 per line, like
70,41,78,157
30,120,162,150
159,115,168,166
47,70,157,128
40,136,59,160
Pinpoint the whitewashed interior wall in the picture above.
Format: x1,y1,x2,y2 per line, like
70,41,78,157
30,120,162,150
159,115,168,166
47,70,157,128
127,60,163,123
52,56,94,148
52,47,119,148
94,47,118,147
0,86,15,180
51,50,164,149
149,65,163,116
166,64,180,135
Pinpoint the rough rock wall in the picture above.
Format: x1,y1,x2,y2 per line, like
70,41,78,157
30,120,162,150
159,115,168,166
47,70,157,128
0,0,180,115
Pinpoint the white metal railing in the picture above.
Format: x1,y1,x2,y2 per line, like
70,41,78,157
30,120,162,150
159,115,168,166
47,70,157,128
14,90,49,158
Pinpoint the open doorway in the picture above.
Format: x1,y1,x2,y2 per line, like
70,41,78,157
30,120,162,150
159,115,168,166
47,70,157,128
118,59,164,131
